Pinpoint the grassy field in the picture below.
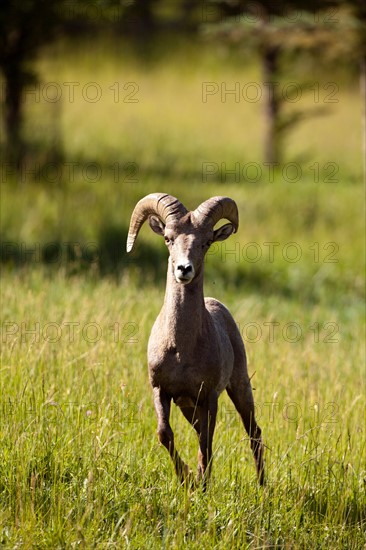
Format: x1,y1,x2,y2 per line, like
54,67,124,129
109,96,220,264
0,35,365,548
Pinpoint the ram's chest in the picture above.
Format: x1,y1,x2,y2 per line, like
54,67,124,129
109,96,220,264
148,346,220,399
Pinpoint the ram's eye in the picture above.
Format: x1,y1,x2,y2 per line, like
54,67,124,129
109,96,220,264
165,236,174,245
203,240,213,248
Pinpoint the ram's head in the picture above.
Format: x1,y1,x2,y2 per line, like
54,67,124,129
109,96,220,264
127,193,239,285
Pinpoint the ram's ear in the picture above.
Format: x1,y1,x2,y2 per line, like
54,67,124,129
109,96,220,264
148,215,165,236
213,223,235,242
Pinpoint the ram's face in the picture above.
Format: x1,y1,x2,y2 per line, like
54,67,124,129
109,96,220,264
148,214,235,285
163,222,213,284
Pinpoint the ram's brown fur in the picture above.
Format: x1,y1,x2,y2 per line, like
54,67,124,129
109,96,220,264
127,193,264,486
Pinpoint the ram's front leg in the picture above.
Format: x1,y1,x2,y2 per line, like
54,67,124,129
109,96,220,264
197,390,218,489
153,387,192,484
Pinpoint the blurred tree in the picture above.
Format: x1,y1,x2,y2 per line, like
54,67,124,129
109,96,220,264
0,0,130,171
205,0,361,165
0,1,65,169
123,0,156,32
348,0,366,179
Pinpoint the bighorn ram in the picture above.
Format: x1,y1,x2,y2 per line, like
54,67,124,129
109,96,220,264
127,193,264,486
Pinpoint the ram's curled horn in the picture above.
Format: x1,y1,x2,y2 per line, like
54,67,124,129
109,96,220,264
126,193,188,252
193,196,239,232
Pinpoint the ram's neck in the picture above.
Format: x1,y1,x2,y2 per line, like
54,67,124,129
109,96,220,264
161,258,205,350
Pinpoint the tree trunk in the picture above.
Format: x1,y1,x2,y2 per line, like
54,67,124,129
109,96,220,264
3,67,24,170
356,1,366,186
361,55,366,186
262,45,281,165
131,0,155,32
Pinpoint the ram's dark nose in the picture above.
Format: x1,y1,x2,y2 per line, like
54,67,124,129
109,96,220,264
177,264,193,276
175,263,195,284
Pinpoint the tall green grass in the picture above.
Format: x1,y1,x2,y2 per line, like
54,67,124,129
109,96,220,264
1,269,364,548
1,35,365,548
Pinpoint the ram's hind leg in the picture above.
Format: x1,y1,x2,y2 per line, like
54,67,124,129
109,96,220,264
196,391,218,489
179,406,201,436
153,387,191,484
227,379,264,485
